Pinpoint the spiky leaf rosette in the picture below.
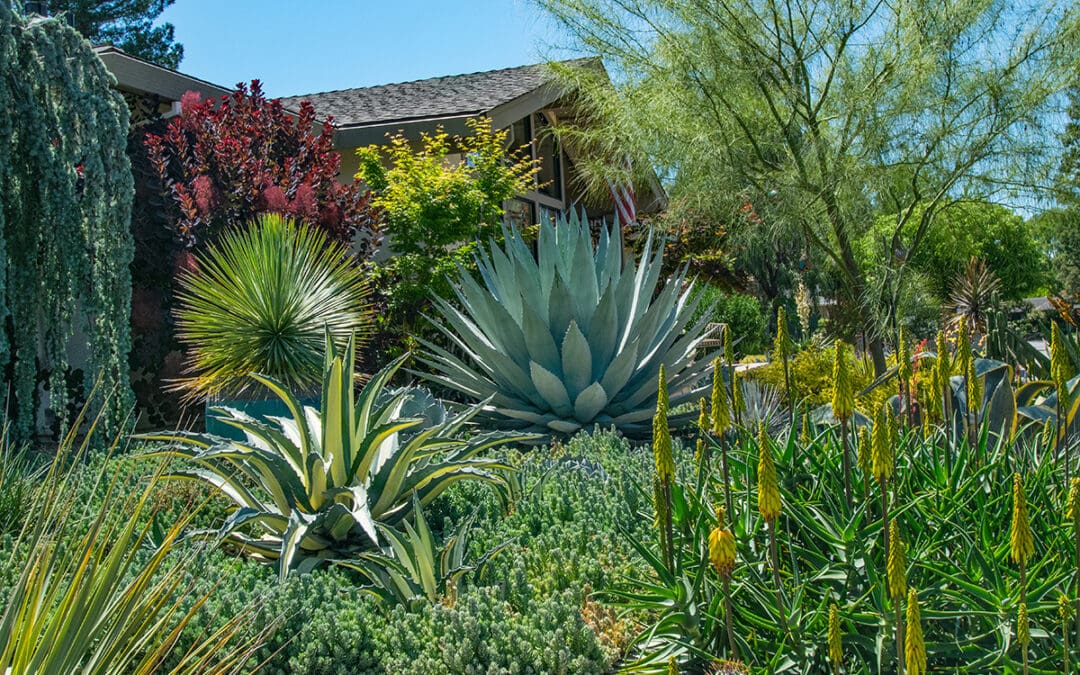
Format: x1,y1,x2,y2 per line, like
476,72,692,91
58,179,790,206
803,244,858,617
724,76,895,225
420,211,716,439
831,342,855,422
757,423,782,522
888,520,907,601
174,213,372,400
1010,473,1034,565
828,603,842,666
711,357,730,434
906,589,927,675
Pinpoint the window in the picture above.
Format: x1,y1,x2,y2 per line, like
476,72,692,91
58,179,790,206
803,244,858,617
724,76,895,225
534,114,562,200
505,198,535,231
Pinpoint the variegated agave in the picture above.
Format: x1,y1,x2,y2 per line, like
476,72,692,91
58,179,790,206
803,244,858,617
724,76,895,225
144,334,530,579
420,211,716,439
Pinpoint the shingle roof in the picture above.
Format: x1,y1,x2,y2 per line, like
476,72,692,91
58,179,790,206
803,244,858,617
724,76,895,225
281,59,592,129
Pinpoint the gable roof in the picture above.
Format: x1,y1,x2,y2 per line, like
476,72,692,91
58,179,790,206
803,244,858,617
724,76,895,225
281,58,593,130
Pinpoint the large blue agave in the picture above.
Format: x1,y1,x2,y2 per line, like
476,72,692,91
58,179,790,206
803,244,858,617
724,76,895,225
420,211,716,438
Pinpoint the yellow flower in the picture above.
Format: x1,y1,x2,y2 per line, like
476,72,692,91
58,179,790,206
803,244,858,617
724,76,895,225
698,396,709,432
653,365,674,482
1052,321,1073,405
967,357,982,413
773,306,790,364
857,425,872,476
1018,601,1030,648
732,371,745,419
871,406,892,483
1067,477,1080,529
887,520,906,601
905,588,926,675
668,655,679,675
724,325,735,369
957,323,972,382
898,327,913,383
1043,418,1057,449
711,357,730,435
800,412,811,446
757,422,782,522
1010,473,1034,565
709,525,737,577
831,342,854,422
828,603,842,666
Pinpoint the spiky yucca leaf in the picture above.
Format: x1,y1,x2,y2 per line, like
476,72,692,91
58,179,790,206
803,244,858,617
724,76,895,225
144,333,531,579
419,210,716,438
173,213,372,401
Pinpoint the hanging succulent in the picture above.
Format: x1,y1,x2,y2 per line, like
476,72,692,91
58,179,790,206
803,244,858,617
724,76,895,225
0,5,134,440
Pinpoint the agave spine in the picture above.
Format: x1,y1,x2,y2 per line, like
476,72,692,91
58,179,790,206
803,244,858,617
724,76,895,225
420,211,715,439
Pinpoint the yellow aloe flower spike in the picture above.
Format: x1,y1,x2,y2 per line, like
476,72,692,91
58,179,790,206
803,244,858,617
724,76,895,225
1069,477,1080,524
1018,601,1030,648
774,305,790,364
832,342,854,422
724,324,735,368
732,370,745,419
871,406,892,482
906,588,927,675
828,603,842,667
698,396,709,432
667,655,679,675
1010,473,1034,565
967,357,982,412
709,508,737,577
1052,321,1072,404
957,323,972,381
857,425,872,476
757,422,782,522
653,365,674,482
712,357,730,435
898,326,913,383
1043,418,1057,448
887,520,907,601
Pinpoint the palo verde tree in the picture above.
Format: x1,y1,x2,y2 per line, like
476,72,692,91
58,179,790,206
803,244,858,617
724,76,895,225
0,4,135,439
541,0,1079,374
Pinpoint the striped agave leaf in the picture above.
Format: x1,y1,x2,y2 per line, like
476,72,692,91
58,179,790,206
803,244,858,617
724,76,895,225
419,210,717,439
144,332,532,579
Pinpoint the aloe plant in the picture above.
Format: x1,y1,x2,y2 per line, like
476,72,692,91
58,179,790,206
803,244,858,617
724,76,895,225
420,210,716,439
145,333,530,578
173,213,372,400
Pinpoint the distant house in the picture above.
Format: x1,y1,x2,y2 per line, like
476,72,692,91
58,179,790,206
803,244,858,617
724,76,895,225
97,47,665,226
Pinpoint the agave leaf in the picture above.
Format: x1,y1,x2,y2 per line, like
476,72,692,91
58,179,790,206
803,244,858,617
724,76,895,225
568,230,600,330
521,299,561,375
574,382,609,423
588,283,620,377
548,274,575,342
561,321,594,399
530,361,574,416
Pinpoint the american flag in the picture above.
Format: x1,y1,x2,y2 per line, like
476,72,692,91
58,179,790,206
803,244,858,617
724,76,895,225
607,157,636,225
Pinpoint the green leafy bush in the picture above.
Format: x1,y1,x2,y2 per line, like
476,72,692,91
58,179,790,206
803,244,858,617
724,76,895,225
689,285,767,356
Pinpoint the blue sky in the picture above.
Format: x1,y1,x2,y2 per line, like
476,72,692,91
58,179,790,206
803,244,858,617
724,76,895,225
159,0,576,98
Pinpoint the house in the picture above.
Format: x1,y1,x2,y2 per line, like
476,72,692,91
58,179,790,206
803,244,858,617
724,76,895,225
97,47,666,224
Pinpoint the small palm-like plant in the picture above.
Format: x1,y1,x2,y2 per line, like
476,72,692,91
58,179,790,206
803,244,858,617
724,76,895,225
420,210,716,439
145,333,530,578
948,257,1001,335
173,213,372,400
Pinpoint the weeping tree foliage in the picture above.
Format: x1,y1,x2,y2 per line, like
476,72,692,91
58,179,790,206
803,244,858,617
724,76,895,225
0,4,135,440
540,0,1079,375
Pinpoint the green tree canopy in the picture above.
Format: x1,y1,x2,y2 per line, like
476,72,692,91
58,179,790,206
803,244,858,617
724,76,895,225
864,202,1047,303
540,0,1078,374
19,0,183,68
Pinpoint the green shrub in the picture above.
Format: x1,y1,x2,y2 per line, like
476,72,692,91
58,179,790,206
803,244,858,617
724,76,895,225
689,285,767,356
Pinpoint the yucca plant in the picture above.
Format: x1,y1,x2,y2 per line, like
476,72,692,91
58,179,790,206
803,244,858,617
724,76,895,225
173,213,372,401
419,210,716,439
144,333,530,578
0,409,270,675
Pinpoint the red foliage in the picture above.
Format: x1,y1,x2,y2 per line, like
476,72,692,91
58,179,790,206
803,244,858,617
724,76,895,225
145,80,378,252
